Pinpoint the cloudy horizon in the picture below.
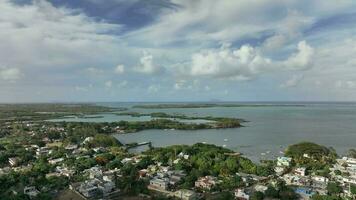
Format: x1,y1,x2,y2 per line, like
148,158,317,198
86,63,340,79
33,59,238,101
1,0,356,102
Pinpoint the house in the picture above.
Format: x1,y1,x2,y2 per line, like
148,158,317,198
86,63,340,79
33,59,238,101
86,166,103,179
235,188,250,200
274,166,285,175
8,157,20,167
65,144,78,151
48,158,64,165
139,169,148,178
83,137,94,144
254,185,268,193
56,166,75,177
149,177,169,190
78,180,100,198
295,187,316,199
36,147,50,157
312,176,329,189
121,158,133,164
294,167,307,176
98,181,115,196
24,186,39,198
178,152,190,160
174,189,197,200
195,176,217,191
78,178,116,198
277,157,292,167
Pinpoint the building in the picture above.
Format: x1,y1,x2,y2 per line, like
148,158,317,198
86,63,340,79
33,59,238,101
294,167,307,176
274,166,285,175
24,186,39,198
36,147,50,157
174,189,197,200
8,157,20,167
195,176,217,191
295,187,316,199
277,157,292,167
48,158,64,165
254,185,268,193
65,144,78,151
77,178,116,198
235,188,250,200
149,177,169,190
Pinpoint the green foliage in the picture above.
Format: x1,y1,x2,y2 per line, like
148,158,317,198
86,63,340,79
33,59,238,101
250,191,264,200
312,194,342,200
347,149,356,158
285,142,333,158
351,184,356,195
87,134,121,148
327,182,342,195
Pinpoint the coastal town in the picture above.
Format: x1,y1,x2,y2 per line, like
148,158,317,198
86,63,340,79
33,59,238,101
0,119,355,200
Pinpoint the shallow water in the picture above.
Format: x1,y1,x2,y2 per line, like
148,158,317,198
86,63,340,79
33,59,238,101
51,102,356,162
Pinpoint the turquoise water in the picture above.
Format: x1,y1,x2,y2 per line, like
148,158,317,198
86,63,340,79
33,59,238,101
50,102,356,161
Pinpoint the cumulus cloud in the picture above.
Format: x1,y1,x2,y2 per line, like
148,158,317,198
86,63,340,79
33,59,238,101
0,67,22,81
148,84,160,93
135,52,164,74
283,41,315,70
280,74,304,88
0,0,123,78
115,64,125,74
105,80,113,88
187,41,314,80
117,80,128,88
75,86,89,92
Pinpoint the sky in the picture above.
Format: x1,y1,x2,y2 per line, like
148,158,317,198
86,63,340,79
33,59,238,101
1,0,356,102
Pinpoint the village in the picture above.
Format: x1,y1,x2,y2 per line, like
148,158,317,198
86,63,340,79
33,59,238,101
0,121,355,200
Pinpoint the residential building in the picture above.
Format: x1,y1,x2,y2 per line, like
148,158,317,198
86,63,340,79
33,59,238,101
235,188,250,200
174,189,197,200
277,157,292,167
8,157,20,167
24,186,39,198
195,176,217,191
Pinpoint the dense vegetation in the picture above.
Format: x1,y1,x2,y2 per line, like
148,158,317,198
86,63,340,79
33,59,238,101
0,103,124,122
145,143,274,187
285,142,337,174
132,103,305,109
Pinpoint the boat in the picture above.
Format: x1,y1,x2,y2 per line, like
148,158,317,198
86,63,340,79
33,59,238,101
223,139,228,142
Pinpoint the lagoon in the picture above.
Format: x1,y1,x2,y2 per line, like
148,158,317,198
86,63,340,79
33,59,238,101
50,102,356,162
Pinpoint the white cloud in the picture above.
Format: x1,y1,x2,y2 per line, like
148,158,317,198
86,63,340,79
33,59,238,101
86,67,104,74
75,86,89,92
0,0,123,75
117,80,128,88
148,84,160,93
187,41,313,80
105,80,113,88
283,41,315,70
280,74,304,88
335,80,356,89
135,52,163,74
0,67,22,81
115,64,125,74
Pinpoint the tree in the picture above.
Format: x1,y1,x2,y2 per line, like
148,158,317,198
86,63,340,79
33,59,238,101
250,191,264,200
327,182,342,195
265,186,279,198
350,184,356,195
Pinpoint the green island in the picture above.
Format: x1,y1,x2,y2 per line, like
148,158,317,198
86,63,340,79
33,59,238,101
132,103,306,109
0,103,126,122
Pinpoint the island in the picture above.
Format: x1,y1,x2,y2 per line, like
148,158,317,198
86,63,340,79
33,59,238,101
132,103,306,109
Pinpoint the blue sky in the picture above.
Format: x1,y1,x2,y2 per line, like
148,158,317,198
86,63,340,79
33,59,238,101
1,0,356,102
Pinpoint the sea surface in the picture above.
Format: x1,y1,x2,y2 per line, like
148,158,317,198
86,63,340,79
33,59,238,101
49,102,356,162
